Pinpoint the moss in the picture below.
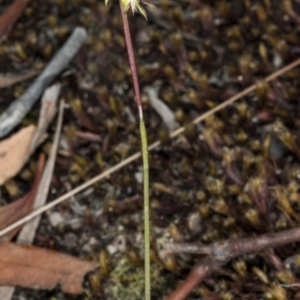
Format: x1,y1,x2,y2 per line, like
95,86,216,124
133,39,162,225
105,257,167,299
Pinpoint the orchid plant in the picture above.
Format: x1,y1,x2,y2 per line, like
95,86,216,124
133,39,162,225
104,1,152,299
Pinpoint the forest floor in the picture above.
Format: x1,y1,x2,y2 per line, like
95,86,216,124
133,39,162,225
1,0,300,299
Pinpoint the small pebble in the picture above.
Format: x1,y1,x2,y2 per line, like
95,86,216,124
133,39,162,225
62,232,77,250
48,211,63,227
107,235,126,255
188,212,202,234
89,236,98,246
66,218,83,230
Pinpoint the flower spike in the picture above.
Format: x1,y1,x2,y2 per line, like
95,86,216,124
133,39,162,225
105,0,155,20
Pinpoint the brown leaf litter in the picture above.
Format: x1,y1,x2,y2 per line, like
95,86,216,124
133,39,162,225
0,154,44,243
0,0,30,40
0,126,36,186
0,84,61,186
0,242,97,294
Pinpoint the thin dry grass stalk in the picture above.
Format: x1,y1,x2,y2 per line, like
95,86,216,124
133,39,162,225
0,57,300,242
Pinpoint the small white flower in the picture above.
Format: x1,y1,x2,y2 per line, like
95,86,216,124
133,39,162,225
130,0,140,13
105,0,155,19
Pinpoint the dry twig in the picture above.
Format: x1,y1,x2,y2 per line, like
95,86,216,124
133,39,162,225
0,27,87,139
166,228,300,300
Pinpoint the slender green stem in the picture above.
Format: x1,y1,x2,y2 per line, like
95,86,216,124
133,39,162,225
140,119,150,300
119,2,151,299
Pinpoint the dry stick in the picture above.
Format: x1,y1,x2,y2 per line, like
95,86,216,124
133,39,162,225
0,58,300,241
29,83,62,155
166,228,300,300
0,100,64,300
19,100,64,243
145,85,179,132
0,27,87,139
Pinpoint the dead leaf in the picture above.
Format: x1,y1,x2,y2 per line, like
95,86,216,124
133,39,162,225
0,242,97,294
0,126,36,186
0,154,45,243
29,83,61,154
75,130,102,143
0,84,60,186
0,98,63,299
0,0,30,40
152,182,174,195
0,71,38,89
